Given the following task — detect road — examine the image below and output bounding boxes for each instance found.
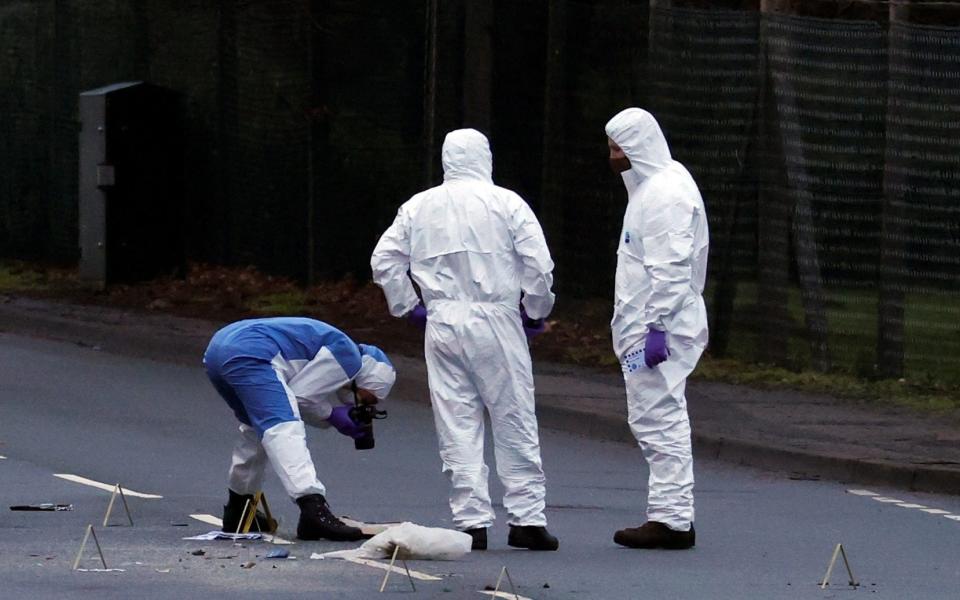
[1,332,958,599]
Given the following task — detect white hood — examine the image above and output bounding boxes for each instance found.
[604,108,672,181]
[441,128,493,183]
[372,126,555,322]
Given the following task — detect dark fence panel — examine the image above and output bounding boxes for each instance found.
[647,5,762,357]
[2,0,958,384]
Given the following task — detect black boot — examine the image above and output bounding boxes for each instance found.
[296,494,364,542]
[613,521,695,549]
[507,525,559,551]
[464,527,487,551]
[221,489,277,534]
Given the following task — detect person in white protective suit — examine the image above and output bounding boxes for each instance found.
[604,108,709,550]
[370,128,559,551]
[203,317,396,541]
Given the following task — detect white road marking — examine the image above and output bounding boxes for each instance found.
[848,488,956,522]
[478,591,534,600]
[0,455,7,459]
[188,513,294,545]
[189,513,222,527]
[343,557,442,581]
[54,474,162,499]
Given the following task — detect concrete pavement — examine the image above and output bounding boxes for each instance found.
[2,294,958,495]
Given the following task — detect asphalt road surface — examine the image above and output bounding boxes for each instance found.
[2,332,958,599]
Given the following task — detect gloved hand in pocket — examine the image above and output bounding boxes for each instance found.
[407,303,427,330]
[643,327,670,368]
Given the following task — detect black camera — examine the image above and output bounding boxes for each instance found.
[348,401,387,450]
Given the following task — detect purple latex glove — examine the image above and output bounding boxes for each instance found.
[407,303,427,330]
[643,328,670,368]
[327,405,365,440]
[520,305,546,339]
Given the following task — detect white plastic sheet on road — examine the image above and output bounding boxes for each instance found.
[311,522,471,561]
[340,516,403,537]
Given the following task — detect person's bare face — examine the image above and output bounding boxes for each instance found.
[608,137,631,174]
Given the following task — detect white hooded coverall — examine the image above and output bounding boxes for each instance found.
[370,128,556,530]
[605,108,709,531]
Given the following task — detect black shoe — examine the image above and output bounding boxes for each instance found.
[507,525,559,551]
[221,489,277,534]
[613,521,695,549]
[464,527,487,551]
[296,494,364,542]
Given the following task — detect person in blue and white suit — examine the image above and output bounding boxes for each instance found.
[203,317,395,541]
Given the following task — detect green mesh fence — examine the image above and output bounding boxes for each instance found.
[1,0,958,384]
[0,0,426,281]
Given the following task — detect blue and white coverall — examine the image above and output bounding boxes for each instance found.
[203,317,395,500]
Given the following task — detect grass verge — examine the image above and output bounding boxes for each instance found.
[1,259,957,413]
